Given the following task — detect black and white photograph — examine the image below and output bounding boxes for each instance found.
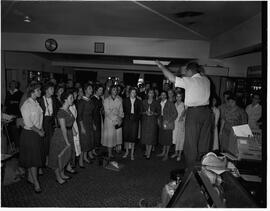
[1,0,267,208]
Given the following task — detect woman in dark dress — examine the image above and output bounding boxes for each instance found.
[157,91,178,161]
[77,83,95,167]
[38,82,57,167]
[122,87,141,160]
[91,84,104,156]
[54,85,65,126]
[48,91,75,184]
[141,89,161,159]
[20,83,44,193]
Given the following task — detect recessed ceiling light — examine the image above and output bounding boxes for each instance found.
[24,16,32,23]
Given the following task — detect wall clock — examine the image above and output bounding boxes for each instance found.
[45,38,58,52]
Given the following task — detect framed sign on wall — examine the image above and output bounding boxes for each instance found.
[94,42,105,53]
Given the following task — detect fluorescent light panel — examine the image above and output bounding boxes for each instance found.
[133,60,170,66]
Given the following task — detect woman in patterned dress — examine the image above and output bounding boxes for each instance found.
[48,91,75,184]
[171,91,186,161]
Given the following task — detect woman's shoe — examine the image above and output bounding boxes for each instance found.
[61,174,71,180]
[122,153,128,158]
[176,156,181,162]
[79,165,85,168]
[66,169,78,174]
[157,153,165,157]
[171,153,178,159]
[34,186,42,194]
[84,158,90,163]
[56,179,67,185]
[26,178,34,185]
[131,155,134,161]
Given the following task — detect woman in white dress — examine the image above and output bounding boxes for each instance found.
[69,89,81,172]
[171,91,186,161]
[102,85,124,158]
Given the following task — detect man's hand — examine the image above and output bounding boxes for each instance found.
[39,129,45,137]
[155,60,164,68]
[155,60,176,83]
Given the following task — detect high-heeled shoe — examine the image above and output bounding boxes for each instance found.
[122,153,128,158]
[79,165,85,168]
[66,169,78,174]
[26,178,34,185]
[157,153,165,157]
[171,153,178,159]
[61,175,71,180]
[84,158,91,163]
[34,186,42,194]
[56,179,67,185]
[176,156,181,162]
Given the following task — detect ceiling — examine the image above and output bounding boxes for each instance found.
[2,1,261,40]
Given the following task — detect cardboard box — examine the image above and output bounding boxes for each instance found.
[226,127,261,161]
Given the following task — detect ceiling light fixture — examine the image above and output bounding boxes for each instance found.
[24,16,32,23]
[133,60,170,66]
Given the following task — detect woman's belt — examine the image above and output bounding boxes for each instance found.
[55,126,73,130]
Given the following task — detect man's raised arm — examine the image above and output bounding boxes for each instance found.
[155,60,176,83]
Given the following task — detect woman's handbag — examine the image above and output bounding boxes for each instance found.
[158,116,174,130]
[163,120,174,130]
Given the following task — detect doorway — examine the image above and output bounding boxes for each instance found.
[75,70,97,84]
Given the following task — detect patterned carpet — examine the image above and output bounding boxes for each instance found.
[1,145,185,207]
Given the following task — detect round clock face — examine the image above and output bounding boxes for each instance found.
[45,38,58,52]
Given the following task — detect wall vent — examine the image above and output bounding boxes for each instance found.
[94,42,105,53]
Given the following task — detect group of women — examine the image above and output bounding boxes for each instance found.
[18,80,187,193]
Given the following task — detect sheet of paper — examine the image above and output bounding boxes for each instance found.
[221,152,238,161]
[232,124,253,137]
[241,174,261,183]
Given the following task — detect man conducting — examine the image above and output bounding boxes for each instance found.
[155,61,212,168]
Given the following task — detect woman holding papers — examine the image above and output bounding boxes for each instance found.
[220,94,248,152]
[48,91,75,185]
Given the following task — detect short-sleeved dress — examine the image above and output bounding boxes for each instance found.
[77,97,95,152]
[220,106,248,152]
[172,102,186,151]
[48,109,75,170]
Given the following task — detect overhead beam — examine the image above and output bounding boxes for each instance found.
[132,1,208,40]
